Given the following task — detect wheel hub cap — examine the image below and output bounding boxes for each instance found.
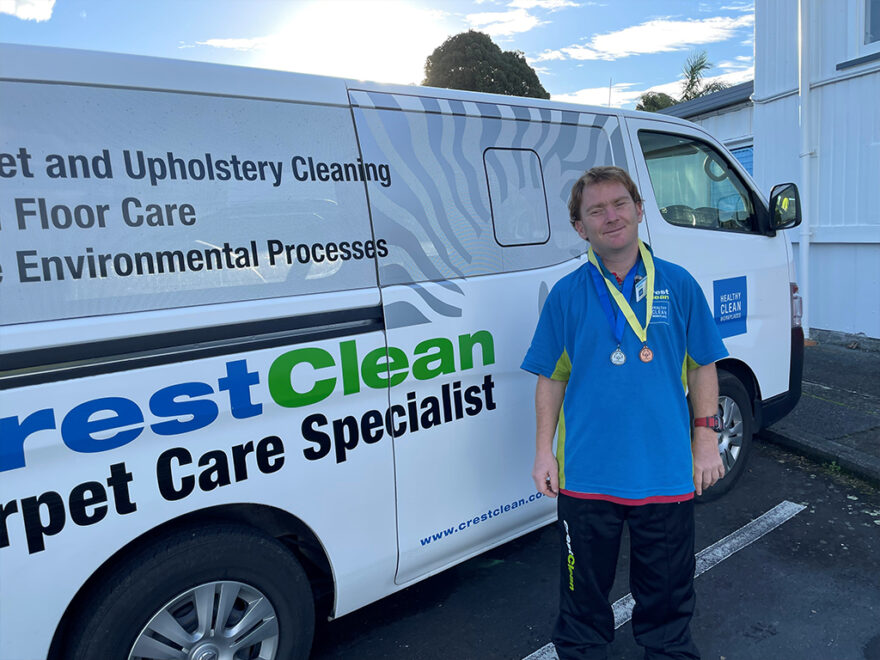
[718,395,743,473]
[192,644,220,660]
[128,580,280,660]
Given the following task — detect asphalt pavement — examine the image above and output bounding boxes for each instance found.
[311,439,880,660]
[761,339,880,487]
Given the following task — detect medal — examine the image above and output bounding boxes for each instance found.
[588,240,656,366]
[589,257,636,367]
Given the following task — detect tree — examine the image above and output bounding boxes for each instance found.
[679,51,729,102]
[636,50,729,112]
[424,30,550,99]
[635,91,676,113]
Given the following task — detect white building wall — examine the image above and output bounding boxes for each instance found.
[813,72,880,241]
[791,244,880,336]
[755,0,799,98]
[691,105,753,148]
[752,95,800,197]
[754,0,880,340]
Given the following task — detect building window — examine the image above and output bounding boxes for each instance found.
[837,0,880,68]
[867,0,880,44]
[730,146,754,176]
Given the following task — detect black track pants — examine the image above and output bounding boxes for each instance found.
[552,494,700,660]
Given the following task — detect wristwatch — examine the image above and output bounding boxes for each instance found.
[693,415,722,432]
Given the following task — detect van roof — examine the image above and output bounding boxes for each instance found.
[0,42,695,128]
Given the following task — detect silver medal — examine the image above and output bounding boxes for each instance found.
[610,347,626,366]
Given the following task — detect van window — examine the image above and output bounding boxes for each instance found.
[483,148,550,246]
[1,82,380,326]
[637,131,757,234]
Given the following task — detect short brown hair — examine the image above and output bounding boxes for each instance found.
[568,166,642,225]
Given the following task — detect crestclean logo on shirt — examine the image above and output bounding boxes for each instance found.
[653,288,671,324]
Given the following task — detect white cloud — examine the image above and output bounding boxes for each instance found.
[468,0,578,37]
[508,0,576,9]
[639,79,686,98]
[0,0,55,21]
[631,67,754,105]
[717,58,752,71]
[552,83,643,108]
[709,66,754,86]
[531,48,566,62]
[196,37,271,52]
[552,65,755,110]
[188,1,453,85]
[542,14,754,62]
[721,3,754,12]
[466,7,544,36]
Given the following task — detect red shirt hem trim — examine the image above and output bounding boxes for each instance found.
[559,489,694,505]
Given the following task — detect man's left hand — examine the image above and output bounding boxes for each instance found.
[692,427,725,496]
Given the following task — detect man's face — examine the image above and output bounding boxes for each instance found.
[574,181,643,257]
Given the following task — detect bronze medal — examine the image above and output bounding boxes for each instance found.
[639,345,653,363]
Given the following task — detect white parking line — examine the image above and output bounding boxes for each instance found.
[522,500,806,660]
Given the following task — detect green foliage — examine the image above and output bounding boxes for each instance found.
[423,30,550,100]
[680,50,729,102]
[635,91,677,112]
[636,50,730,113]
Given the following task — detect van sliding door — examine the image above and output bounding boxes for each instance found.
[349,89,624,582]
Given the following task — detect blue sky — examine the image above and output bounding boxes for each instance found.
[0,0,755,109]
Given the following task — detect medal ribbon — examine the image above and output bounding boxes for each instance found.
[587,239,655,344]
[588,257,636,347]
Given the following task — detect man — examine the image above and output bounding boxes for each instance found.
[521,166,727,660]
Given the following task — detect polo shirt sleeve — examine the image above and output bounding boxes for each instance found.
[521,283,569,380]
[684,274,729,367]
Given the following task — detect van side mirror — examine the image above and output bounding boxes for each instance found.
[769,183,802,230]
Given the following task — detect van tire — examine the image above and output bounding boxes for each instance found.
[697,371,753,503]
[66,524,315,660]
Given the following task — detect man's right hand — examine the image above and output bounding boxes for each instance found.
[533,375,565,498]
[532,451,559,497]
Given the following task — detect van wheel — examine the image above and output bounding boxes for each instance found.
[67,524,315,660]
[697,371,753,502]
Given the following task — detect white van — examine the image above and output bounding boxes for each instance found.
[0,44,803,660]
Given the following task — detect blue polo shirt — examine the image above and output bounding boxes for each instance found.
[521,250,728,502]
